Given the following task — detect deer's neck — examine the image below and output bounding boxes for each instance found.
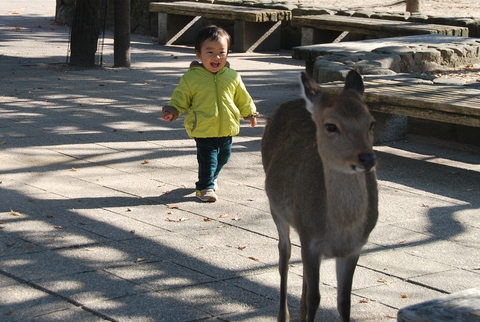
[324,170,369,227]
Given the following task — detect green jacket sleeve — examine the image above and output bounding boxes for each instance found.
[168,75,192,116]
[234,75,257,119]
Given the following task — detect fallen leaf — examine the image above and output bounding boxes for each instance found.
[400,294,409,299]
[11,11,19,14]
[248,256,259,261]
[166,217,188,222]
[10,210,22,216]
[233,215,241,221]
[219,214,230,218]
[359,298,369,303]
[142,159,149,164]
[421,203,429,207]
[203,217,212,222]
[126,208,132,212]
[130,230,136,234]
[135,258,146,263]
[167,205,179,209]
[70,168,77,172]
[237,246,246,250]
[378,278,389,285]
[53,225,65,229]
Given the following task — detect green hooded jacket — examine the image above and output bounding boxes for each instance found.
[164,62,257,138]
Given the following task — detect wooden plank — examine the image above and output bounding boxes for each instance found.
[321,80,480,127]
[292,15,468,37]
[150,1,291,23]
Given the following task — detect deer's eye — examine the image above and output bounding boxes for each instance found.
[369,121,376,131]
[325,124,338,133]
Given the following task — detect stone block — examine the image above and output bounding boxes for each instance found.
[397,288,480,322]
[314,66,350,84]
[371,112,407,144]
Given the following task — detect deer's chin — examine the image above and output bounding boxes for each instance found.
[351,165,375,173]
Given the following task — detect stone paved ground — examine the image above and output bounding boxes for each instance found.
[1,1,480,322]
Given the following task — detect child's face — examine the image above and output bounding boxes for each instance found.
[196,37,228,73]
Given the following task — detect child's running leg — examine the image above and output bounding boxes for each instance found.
[213,136,232,181]
[195,138,217,190]
[195,138,218,202]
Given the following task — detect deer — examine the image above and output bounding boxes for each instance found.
[261,70,378,322]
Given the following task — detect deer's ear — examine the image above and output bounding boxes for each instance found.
[343,70,364,96]
[300,72,322,114]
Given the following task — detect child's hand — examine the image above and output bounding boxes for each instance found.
[249,117,257,128]
[246,112,259,128]
[162,111,174,122]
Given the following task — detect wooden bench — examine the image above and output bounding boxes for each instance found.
[149,1,291,52]
[321,77,480,143]
[291,34,480,142]
[292,15,469,46]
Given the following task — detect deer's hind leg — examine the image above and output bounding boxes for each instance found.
[272,213,292,322]
[336,254,360,322]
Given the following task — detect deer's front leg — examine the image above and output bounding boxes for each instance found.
[300,245,321,322]
[336,254,360,322]
[274,215,291,322]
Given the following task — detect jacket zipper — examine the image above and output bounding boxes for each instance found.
[214,73,222,135]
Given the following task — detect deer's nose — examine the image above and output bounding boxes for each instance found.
[359,153,376,170]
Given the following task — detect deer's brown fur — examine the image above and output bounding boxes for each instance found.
[261,70,378,322]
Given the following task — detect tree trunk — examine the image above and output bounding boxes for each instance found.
[114,0,131,67]
[69,0,101,67]
[406,0,422,13]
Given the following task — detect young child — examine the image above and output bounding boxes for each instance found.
[162,25,258,202]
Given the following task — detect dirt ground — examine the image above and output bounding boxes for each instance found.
[287,0,480,18]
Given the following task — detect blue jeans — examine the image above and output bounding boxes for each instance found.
[194,137,232,191]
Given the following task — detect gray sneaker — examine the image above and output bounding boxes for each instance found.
[196,189,217,202]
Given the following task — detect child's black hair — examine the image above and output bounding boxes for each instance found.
[194,25,231,52]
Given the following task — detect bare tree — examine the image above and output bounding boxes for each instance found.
[69,0,101,67]
[114,0,131,67]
